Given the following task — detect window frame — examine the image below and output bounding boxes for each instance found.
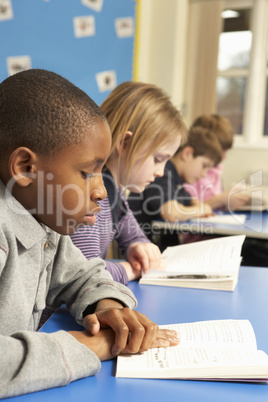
[218,0,268,149]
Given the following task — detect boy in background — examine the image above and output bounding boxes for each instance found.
[128,126,222,251]
[0,69,179,398]
[184,114,249,210]
[186,115,267,266]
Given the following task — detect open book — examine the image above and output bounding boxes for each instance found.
[139,235,245,291]
[231,185,268,212]
[190,214,247,225]
[116,319,268,381]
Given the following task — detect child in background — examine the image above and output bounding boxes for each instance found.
[0,70,179,399]
[184,114,250,210]
[182,115,267,262]
[70,81,186,283]
[187,115,267,266]
[128,126,223,251]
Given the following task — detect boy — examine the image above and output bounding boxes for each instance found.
[184,114,250,210]
[128,126,223,250]
[0,69,179,398]
[187,115,266,266]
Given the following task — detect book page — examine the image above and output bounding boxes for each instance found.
[116,320,268,379]
[157,235,245,275]
[190,214,246,225]
[116,345,268,378]
[233,186,268,211]
[161,320,257,350]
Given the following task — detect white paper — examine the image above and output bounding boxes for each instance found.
[190,214,247,225]
[81,0,103,12]
[117,346,268,376]
[73,16,95,38]
[7,56,31,77]
[142,235,245,277]
[116,320,268,379]
[161,320,257,350]
[96,70,117,92]
[0,0,13,21]
[115,17,134,38]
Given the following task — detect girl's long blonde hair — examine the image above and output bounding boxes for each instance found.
[101,81,187,181]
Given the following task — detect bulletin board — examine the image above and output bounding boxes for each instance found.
[0,0,136,105]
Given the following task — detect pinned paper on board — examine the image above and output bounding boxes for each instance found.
[0,1,135,103]
[73,15,95,38]
[115,17,134,38]
[96,70,117,92]
[0,0,13,21]
[7,56,31,76]
[81,0,103,12]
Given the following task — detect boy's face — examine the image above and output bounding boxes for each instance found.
[183,154,214,184]
[17,121,111,235]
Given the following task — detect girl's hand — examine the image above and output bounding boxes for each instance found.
[82,299,179,356]
[127,242,164,274]
[120,261,142,281]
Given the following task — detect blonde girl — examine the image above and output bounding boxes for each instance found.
[70,81,187,284]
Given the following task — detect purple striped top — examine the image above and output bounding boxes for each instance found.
[70,190,150,285]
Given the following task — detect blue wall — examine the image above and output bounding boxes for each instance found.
[0,0,136,105]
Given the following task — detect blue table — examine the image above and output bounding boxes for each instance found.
[6,266,268,402]
[152,211,268,239]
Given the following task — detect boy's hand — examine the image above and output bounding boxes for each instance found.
[228,192,250,210]
[68,328,116,361]
[126,242,164,274]
[69,326,179,361]
[200,203,214,217]
[190,199,214,218]
[82,299,179,356]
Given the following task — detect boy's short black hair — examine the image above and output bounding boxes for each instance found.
[0,69,107,158]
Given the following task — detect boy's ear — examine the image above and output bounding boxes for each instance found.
[116,131,133,155]
[8,147,38,187]
[180,145,194,162]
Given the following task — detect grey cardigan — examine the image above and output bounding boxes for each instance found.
[0,180,137,398]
